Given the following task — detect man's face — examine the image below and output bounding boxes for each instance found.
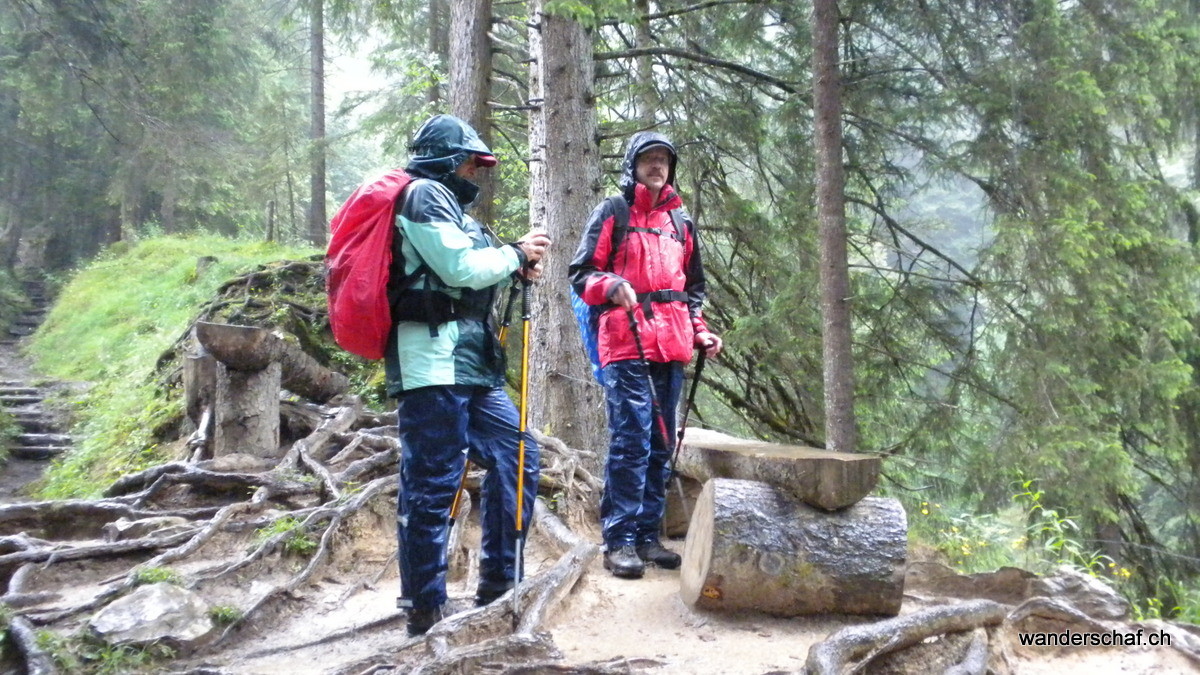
[635,147,671,193]
[455,154,479,180]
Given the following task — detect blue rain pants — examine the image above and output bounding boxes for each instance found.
[599,359,684,549]
[395,385,539,611]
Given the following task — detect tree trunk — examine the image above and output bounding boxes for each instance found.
[307,0,327,247]
[450,0,495,228]
[811,0,857,452]
[213,360,281,459]
[680,478,906,616]
[527,3,607,462]
[428,0,447,105]
[634,0,656,123]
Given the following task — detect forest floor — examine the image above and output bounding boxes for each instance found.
[3,337,1200,674]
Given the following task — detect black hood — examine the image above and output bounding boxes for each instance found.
[618,131,678,200]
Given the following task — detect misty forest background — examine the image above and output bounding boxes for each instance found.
[2,0,1200,622]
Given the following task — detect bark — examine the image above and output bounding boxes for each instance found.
[214,360,281,459]
[805,599,1008,675]
[680,478,906,616]
[193,321,348,402]
[308,0,327,246]
[634,0,656,123]
[811,0,857,452]
[183,342,217,426]
[672,427,880,511]
[449,0,495,227]
[527,2,608,465]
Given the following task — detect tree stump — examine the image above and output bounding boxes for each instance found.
[183,340,217,427]
[680,478,906,617]
[214,361,281,458]
[673,428,881,511]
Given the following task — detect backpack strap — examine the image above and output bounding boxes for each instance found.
[604,195,631,272]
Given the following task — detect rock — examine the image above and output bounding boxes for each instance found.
[1029,566,1130,620]
[102,517,193,542]
[905,563,1037,605]
[89,583,214,648]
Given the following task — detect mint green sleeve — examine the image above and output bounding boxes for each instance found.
[399,182,521,289]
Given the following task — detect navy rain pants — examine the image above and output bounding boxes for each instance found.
[396,385,539,611]
[599,359,684,549]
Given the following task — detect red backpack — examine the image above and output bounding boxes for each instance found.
[325,169,413,360]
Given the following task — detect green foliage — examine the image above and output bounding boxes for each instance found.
[208,605,243,625]
[27,235,318,498]
[132,566,183,587]
[254,516,318,557]
[36,629,175,675]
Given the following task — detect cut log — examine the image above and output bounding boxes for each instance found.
[194,321,348,402]
[214,360,281,458]
[680,478,906,617]
[674,428,880,511]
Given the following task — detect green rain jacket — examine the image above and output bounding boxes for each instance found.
[384,115,524,395]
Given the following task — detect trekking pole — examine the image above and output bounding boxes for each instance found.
[448,455,470,527]
[626,309,672,455]
[665,348,706,524]
[498,283,520,346]
[514,278,532,613]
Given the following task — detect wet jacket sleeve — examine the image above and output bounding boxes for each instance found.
[400,181,521,290]
[683,215,711,335]
[568,199,627,305]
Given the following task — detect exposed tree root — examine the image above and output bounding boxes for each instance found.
[8,615,58,675]
[804,599,1008,674]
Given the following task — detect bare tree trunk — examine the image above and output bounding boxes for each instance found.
[634,0,656,123]
[428,0,446,105]
[308,0,327,247]
[450,0,495,227]
[527,2,607,462]
[811,0,857,453]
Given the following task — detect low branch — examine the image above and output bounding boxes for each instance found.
[594,47,799,94]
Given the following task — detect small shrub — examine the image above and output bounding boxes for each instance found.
[208,605,243,625]
[254,516,318,556]
[132,566,182,586]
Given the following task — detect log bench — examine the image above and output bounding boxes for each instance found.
[189,322,349,458]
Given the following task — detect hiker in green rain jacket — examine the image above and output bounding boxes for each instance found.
[386,114,550,636]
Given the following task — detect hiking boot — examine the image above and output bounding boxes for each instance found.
[603,545,645,579]
[474,581,514,607]
[636,541,682,569]
[406,605,445,637]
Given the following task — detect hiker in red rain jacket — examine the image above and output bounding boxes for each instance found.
[568,132,723,579]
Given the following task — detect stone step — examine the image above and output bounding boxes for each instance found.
[9,446,67,460]
[0,387,39,396]
[0,340,17,347]
[16,433,72,446]
[13,417,59,434]
[0,395,43,406]
[8,325,36,337]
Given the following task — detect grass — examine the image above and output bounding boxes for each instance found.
[254,515,319,556]
[25,235,320,498]
[132,566,183,587]
[36,628,176,674]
